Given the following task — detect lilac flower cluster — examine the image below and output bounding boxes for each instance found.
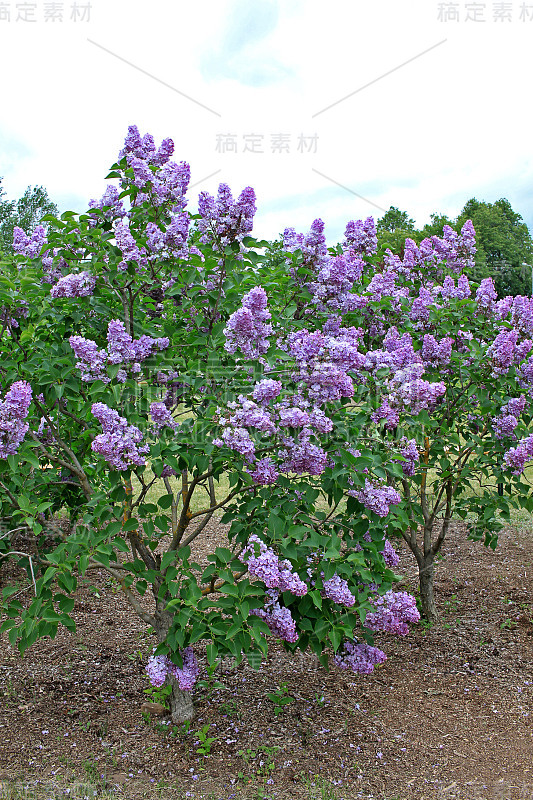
[118,125,190,213]
[364,590,420,636]
[146,647,200,691]
[421,334,453,368]
[382,539,400,568]
[240,535,307,596]
[91,402,149,470]
[397,437,419,477]
[348,479,402,518]
[510,295,533,336]
[224,287,273,358]
[12,225,48,259]
[492,414,519,440]
[150,402,178,432]
[502,434,533,475]
[440,274,471,300]
[333,641,387,675]
[251,590,299,643]
[322,573,356,606]
[70,320,168,383]
[197,183,256,250]
[0,381,33,459]
[343,217,378,257]
[50,271,96,299]
[476,278,498,312]
[88,185,126,223]
[487,329,521,376]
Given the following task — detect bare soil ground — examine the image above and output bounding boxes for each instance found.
[0,521,532,800]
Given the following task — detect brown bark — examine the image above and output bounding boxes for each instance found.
[154,604,195,723]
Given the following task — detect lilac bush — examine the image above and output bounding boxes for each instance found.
[3,122,530,723]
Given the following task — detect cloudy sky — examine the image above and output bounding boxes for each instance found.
[1,0,532,243]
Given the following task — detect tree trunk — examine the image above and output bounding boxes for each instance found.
[419,558,438,622]
[154,604,195,722]
[169,676,194,723]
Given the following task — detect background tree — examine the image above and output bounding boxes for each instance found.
[376,206,422,259]
[0,178,58,253]
[456,198,532,298]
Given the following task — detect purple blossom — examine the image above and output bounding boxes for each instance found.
[251,591,299,643]
[0,381,33,459]
[146,647,199,691]
[492,414,518,440]
[364,590,420,636]
[50,271,96,299]
[322,573,356,607]
[398,437,419,477]
[13,225,48,259]
[421,334,453,368]
[252,379,282,405]
[150,402,178,432]
[91,403,149,470]
[349,479,401,517]
[115,222,143,263]
[69,336,109,382]
[503,435,533,475]
[250,457,279,485]
[343,217,377,257]
[241,536,307,596]
[382,539,400,568]
[197,183,256,249]
[487,329,520,375]
[88,185,126,222]
[224,287,273,358]
[476,278,498,312]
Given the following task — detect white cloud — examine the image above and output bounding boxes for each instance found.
[0,0,532,242]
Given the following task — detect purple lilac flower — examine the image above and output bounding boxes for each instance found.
[150,402,178,432]
[69,336,109,382]
[398,437,419,477]
[250,457,279,485]
[349,479,401,517]
[322,573,356,607]
[251,591,299,643]
[382,539,400,568]
[487,329,520,375]
[88,185,126,222]
[91,402,149,470]
[224,287,273,358]
[334,641,387,675]
[197,183,256,249]
[252,379,282,405]
[50,271,96,299]
[145,654,168,688]
[364,590,420,636]
[343,217,377,257]
[115,222,143,263]
[476,278,498,312]
[440,275,471,300]
[421,334,453,368]
[502,435,533,475]
[492,414,518,440]
[502,396,527,418]
[0,381,33,459]
[167,648,200,691]
[241,535,307,596]
[12,225,48,259]
[70,321,168,383]
[146,647,199,691]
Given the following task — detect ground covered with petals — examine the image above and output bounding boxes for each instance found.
[1,521,532,800]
